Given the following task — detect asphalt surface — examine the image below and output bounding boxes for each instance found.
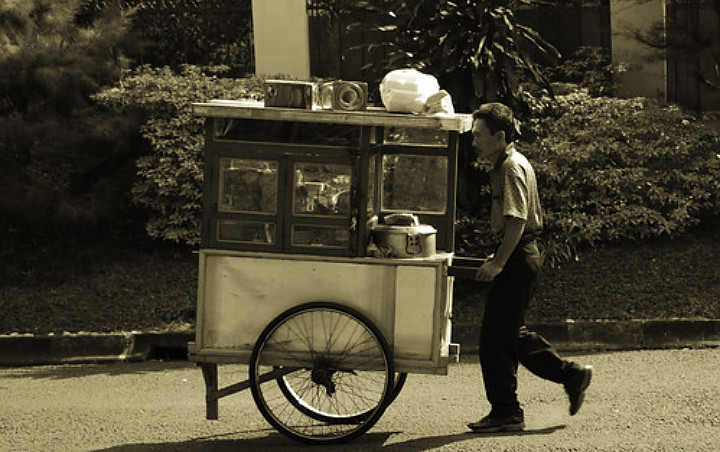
[1,348,718,451]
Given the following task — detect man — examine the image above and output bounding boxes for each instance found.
[467,103,592,433]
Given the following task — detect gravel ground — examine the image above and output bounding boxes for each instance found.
[0,348,718,451]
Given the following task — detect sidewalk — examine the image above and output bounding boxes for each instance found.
[1,319,718,366]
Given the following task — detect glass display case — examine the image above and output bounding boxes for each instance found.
[195,101,472,256]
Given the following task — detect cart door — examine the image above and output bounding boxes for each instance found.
[284,158,356,255]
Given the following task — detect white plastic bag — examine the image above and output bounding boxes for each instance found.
[380,69,440,113]
[423,89,454,115]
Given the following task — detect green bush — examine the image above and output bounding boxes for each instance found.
[457,91,720,263]
[77,0,253,71]
[546,46,617,97]
[94,65,263,245]
[0,0,143,283]
[98,69,720,259]
[528,91,720,263]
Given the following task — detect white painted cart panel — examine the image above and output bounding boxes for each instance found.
[193,250,453,374]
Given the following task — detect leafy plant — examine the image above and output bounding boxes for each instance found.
[77,0,254,71]
[457,90,720,265]
[546,46,617,97]
[530,92,720,263]
[93,65,264,245]
[0,0,139,283]
[341,0,560,114]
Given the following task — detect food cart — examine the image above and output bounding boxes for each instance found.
[188,99,481,444]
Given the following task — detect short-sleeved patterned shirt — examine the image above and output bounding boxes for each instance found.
[489,144,543,235]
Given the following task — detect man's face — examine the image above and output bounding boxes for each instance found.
[471,119,503,166]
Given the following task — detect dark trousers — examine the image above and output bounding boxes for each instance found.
[479,239,574,415]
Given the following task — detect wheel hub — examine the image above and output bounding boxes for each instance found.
[311,361,336,395]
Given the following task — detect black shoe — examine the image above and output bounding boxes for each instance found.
[467,411,525,433]
[565,365,593,416]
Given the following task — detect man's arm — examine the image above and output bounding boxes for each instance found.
[475,217,526,282]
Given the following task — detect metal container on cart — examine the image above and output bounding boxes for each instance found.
[188,100,476,444]
[371,213,437,258]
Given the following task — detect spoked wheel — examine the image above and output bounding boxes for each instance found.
[277,371,408,425]
[249,302,395,444]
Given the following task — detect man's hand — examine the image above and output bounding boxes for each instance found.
[475,259,503,282]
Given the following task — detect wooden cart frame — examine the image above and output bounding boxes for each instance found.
[188,102,481,444]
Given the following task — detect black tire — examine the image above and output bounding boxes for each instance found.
[249,302,395,444]
[388,372,408,404]
[276,371,408,425]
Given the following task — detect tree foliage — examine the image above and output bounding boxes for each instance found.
[339,0,560,114]
[0,0,139,282]
[93,65,263,245]
[76,0,254,71]
[544,46,616,97]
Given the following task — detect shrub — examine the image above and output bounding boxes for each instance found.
[77,0,254,71]
[93,65,263,245]
[457,91,720,264]
[526,91,720,263]
[99,69,720,259]
[546,46,617,97]
[0,0,142,283]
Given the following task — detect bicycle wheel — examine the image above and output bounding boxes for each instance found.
[277,371,407,425]
[249,302,395,444]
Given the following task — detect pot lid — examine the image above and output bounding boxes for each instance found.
[373,224,437,234]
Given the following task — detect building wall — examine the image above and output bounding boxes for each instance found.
[252,0,310,78]
[610,0,667,100]
[666,1,720,111]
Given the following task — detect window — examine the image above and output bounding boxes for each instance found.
[292,225,349,248]
[218,158,278,214]
[381,154,448,214]
[215,119,360,146]
[383,126,449,147]
[218,220,276,244]
[293,162,352,217]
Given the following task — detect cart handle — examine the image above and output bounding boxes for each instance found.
[448,256,487,280]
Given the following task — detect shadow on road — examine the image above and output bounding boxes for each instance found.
[95,431,395,451]
[94,426,567,451]
[381,425,567,450]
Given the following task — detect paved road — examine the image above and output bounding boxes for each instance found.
[1,348,718,451]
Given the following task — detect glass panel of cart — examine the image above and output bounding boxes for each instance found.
[381,154,447,214]
[383,126,449,147]
[219,158,278,213]
[293,162,352,216]
[217,220,276,245]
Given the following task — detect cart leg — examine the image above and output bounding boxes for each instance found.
[200,363,219,420]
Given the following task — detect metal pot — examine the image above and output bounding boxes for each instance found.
[372,222,437,258]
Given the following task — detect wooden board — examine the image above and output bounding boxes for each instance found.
[191,249,454,374]
[192,100,473,133]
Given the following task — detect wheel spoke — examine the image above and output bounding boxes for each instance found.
[249,303,394,443]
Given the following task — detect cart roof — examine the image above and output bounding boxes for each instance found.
[192,100,473,133]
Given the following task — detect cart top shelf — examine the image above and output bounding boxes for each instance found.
[192,100,473,133]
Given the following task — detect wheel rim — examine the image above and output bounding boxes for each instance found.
[276,370,407,425]
[250,304,393,443]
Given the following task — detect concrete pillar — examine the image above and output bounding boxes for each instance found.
[252,0,311,79]
[610,0,666,100]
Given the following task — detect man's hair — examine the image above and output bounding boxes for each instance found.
[472,103,516,142]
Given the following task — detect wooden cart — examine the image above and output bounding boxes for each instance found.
[188,101,482,444]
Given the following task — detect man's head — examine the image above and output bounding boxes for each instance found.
[471,103,516,166]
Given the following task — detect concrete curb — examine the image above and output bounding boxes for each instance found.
[452,319,720,354]
[1,320,718,366]
[0,331,194,367]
